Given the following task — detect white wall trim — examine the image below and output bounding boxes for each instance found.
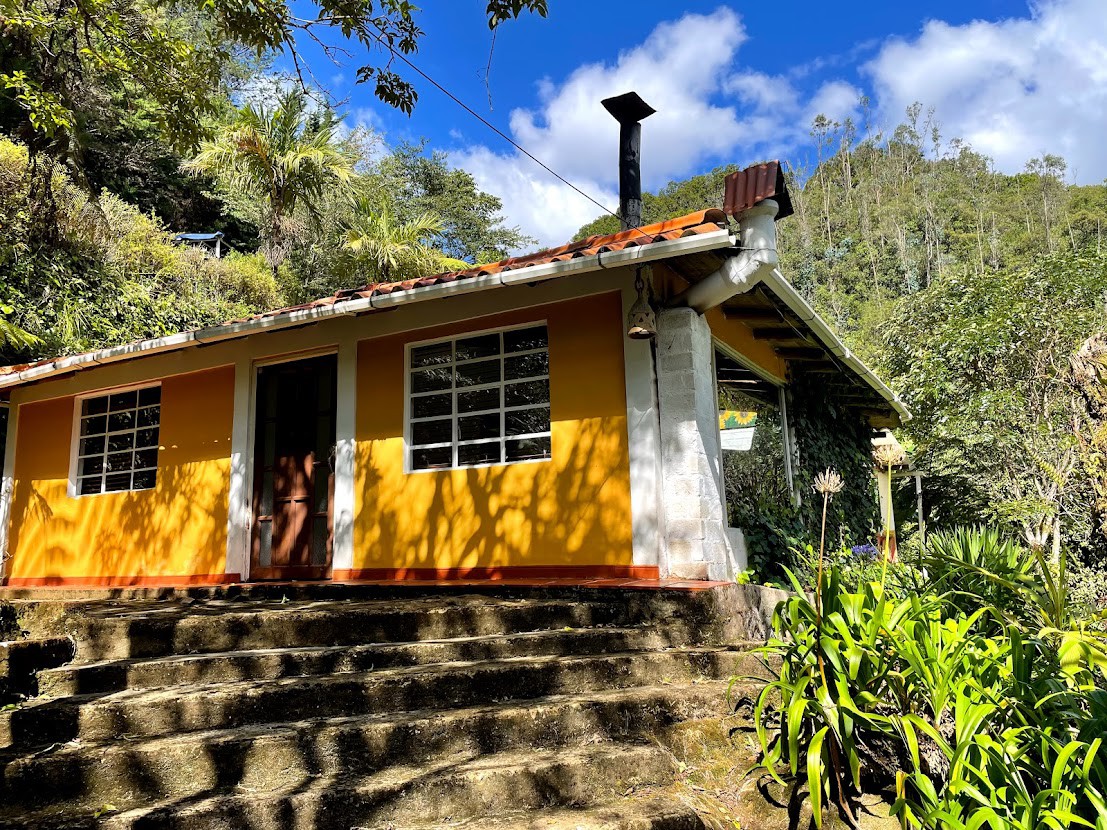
[0,402,16,579]
[620,281,662,570]
[226,357,254,579]
[332,342,357,573]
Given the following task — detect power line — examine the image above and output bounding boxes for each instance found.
[367,26,656,241]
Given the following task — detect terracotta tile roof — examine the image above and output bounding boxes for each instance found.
[0,209,729,379]
[229,208,728,322]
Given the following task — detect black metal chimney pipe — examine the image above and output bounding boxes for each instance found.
[601,92,656,231]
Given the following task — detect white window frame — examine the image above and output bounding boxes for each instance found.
[404,320,553,473]
[68,381,163,498]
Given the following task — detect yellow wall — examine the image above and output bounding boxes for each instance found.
[353,292,634,572]
[6,367,235,582]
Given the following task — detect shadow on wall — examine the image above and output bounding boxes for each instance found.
[356,415,632,572]
[6,367,235,582]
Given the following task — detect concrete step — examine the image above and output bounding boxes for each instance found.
[18,596,626,662]
[38,626,695,697]
[1,682,744,813]
[435,798,705,829]
[93,743,677,830]
[0,648,758,749]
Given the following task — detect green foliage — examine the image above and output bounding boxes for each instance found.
[1,0,547,171]
[747,527,1107,829]
[922,527,1037,619]
[730,371,877,584]
[183,91,357,271]
[0,134,282,363]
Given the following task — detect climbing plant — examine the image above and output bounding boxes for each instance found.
[728,370,877,584]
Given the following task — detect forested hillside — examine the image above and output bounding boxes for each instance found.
[0,0,540,367]
[579,107,1107,561]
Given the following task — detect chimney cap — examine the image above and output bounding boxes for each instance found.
[601,91,656,125]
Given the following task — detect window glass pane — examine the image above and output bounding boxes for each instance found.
[459,413,500,441]
[455,359,500,387]
[79,456,105,476]
[79,436,105,456]
[504,352,548,380]
[136,428,159,449]
[79,476,102,495]
[81,415,106,436]
[107,452,133,472]
[412,393,452,419]
[411,367,452,393]
[134,449,158,470]
[311,520,329,566]
[506,407,550,437]
[257,520,273,567]
[459,442,501,466]
[506,436,552,462]
[505,379,550,407]
[411,342,452,367]
[138,386,161,406]
[107,431,135,451]
[411,419,452,446]
[458,388,499,413]
[137,406,159,428]
[455,333,500,361]
[132,469,156,490]
[105,472,132,492]
[82,397,108,416]
[108,410,135,432]
[412,446,452,471]
[504,326,547,353]
[109,391,138,412]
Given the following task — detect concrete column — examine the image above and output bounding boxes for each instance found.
[655,307,733,581]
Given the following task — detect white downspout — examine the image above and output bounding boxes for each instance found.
[671,199,779,312]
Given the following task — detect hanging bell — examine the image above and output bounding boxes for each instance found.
[626,266,657,339]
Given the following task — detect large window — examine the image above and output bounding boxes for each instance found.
[407,324,552,471]
[73,385,162,495]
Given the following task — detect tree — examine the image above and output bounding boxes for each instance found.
[183,91,356,273]
[372,143,534,262]
[0,0,548,182]
[343,199,467,283]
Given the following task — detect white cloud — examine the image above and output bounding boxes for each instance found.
[455,8,854,249]
[865,0,1107,182]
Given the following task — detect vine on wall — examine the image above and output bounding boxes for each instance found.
[729,370,877,584]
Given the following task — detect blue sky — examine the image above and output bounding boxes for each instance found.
[284,0,1107,247]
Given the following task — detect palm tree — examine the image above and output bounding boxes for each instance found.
[183,91,355,273]
[343,199,468,282]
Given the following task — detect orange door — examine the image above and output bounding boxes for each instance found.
[250,354,337,580]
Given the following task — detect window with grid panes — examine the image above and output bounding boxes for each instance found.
[408,324,552,471]
[74,386,161,495]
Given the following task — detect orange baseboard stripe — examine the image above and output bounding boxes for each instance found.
[331,565,661,582]
[3,573,242,588]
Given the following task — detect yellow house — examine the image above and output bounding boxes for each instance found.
[0,163,906,588]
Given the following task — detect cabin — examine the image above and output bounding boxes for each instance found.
[0,153,906,589]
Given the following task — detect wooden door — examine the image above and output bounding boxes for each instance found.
[250,354,337,580]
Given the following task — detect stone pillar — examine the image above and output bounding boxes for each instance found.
[655,307,733,581]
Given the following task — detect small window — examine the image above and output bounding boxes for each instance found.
[74,385,161,495]
[408,324,552,471]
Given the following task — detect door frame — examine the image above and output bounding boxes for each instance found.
[243,347,338,582]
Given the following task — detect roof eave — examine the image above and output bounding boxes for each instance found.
[0,227,735,392]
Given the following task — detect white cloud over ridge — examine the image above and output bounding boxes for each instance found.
[455,0,1107,251]
[864,0,1107,183]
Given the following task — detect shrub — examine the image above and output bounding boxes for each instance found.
[746,528,1107,828]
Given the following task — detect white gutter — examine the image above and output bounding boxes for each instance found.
[758,267,910,422]
[669,199,909,423]
[0,228,734,390]
[673,200,780,312]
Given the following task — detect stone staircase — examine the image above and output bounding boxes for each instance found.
[0,585,778,829]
